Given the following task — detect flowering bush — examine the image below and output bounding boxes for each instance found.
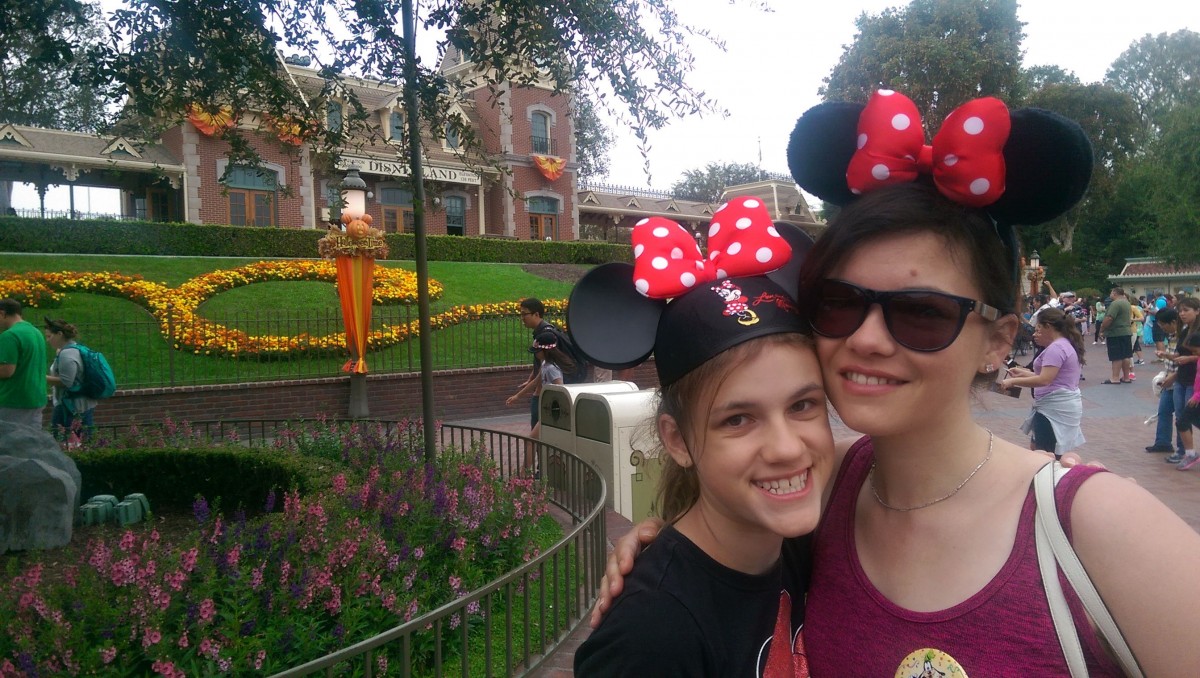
[0,264,568,360]
[0,419,557,676]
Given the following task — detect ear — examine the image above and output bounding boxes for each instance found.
[986,315,1021,367]
[657,414,694,469]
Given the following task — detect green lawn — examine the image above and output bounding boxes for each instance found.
[4,254,584,388]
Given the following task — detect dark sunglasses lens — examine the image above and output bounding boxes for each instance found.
[814,281,868,337]
[887,292,965,350]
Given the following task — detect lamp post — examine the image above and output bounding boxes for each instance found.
[1026,250,1044,297]
[339,167,372,418]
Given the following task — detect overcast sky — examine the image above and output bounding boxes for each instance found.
[13,0,1199,213]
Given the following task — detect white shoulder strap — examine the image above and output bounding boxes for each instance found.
[1033,461,1143,677]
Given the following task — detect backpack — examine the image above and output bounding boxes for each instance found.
[64,344,117,399]
[545,325,591,384]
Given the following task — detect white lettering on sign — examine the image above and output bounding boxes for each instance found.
[335,156,481,186]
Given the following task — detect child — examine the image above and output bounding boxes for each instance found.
[505,330,574,477]
[570,199,831,676]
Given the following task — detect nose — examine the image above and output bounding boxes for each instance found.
[760,413,807,465]
[843,303,895,355]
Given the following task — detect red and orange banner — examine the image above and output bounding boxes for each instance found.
[533,154,566,181]
[335,255,375,374]
[186,104,236,137]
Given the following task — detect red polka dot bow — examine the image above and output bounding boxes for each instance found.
[631,196,791,298]
[847,89,1011,207]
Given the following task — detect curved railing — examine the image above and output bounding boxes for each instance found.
[88,419,608,677]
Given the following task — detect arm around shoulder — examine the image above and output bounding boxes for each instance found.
[575,592,708,677]
[1069,472,1200,675]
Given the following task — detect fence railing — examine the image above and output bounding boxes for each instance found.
[76,308,548,389]
[87,419,609,677]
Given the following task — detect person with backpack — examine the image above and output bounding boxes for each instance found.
[518,297,590,384]
[44,318,99,441]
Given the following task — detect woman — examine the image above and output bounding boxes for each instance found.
[597,91,1200,675]
[43,318,98,441]
[1167,297,1200,469]
[1000,308,1085,459]
[505,329,575,476]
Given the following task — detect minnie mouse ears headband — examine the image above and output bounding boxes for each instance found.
[567,198,814,387]
[786,89,1094,226]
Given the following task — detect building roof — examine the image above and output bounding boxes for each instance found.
[0,123,184,175]
[1110,258,1200,279]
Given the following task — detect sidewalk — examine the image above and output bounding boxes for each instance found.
[452,350,1200,677]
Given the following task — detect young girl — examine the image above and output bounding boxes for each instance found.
[506,330,575,477]
[597,90,1200,675]
[570,200,832,676]
[1168,297,1200,469]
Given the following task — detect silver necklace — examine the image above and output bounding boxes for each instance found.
[869,430,994,512]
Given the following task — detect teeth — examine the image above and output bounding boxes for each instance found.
[755,472,808,495]
[846,371,900,386]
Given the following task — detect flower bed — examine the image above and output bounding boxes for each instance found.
[0,263,569,360]
[0,420,560,676]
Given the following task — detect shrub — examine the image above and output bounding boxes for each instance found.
[0,216,631,264]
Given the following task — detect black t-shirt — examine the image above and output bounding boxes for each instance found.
[1177,327,1200,384]
[574,526,811,677]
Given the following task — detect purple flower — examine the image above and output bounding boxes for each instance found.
[193,497,211,524]
[264,488,277,513]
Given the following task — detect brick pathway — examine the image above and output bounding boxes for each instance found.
[452,351,1200,677]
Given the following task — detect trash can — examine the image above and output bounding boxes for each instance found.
[574,390,662,522]
[538,381,638,490]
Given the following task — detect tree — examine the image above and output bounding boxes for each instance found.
[669,161,774,203]
[1130,103,1200,265]
[1021,64,1079,93]
[820,0,1025,133]
[0,0,110,211]
[1106,29,1200,134]
[1020,83,1142,252]
[572,91,613,180]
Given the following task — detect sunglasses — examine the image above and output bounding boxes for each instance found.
[811,279,1004,352]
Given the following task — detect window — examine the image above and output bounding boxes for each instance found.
[531,111,551,154]
[223,164,277,227]
[444,195,466,236]
[527,196,558,240]
[389,111,405,142]
[379,186,414,234]
[327,101,343,132]
[325,183,342,222]
[445,123,460,150]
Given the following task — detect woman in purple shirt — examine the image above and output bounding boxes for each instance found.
[1001,308,1086,459]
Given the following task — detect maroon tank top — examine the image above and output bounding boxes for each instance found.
[803,437,1122,676]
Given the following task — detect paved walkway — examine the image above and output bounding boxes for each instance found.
[452,350,1200,677]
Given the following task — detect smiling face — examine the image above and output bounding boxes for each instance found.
[814,231,1014,437]
[660,338,834,562]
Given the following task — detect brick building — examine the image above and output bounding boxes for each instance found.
[3,54,822,241]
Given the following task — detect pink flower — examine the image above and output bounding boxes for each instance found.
[180,548,198,573]
[251,564,264,590]
[226,544,241,568]
[100,647,117,664]
[199,598,216,624]
[178,631,189,648]
[254,650,266,670]
[119,530,137,552]
[332,473,348,494]
[142,627,162,648]
[451,537,466,552]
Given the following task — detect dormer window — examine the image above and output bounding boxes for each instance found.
[326,101,343,132]
[389,111,405,143]
[445,123,461,150]
[531,111,551,155]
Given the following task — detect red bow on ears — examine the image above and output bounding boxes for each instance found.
[631,197,791,298]
[847,89,1010,207]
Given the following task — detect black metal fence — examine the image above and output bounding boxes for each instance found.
[78,308,545,389]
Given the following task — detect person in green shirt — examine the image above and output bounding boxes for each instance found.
[1100,287,1134,384]
[0,298,48,429]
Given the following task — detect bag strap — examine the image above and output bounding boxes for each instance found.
[1033,462,1144,677]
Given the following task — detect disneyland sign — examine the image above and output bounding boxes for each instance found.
[335,155,481,186]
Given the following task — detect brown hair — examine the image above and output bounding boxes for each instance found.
[655,332,813,523]
[1177,297,1200,346]
[43,317,78,340]
[1035,308,1086,365]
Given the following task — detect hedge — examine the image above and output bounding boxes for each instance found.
[0,216,632,263]
[72,446,329,515]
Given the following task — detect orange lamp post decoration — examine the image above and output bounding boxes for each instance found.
[318,168,387,417]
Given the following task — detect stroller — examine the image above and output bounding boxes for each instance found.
[1014,322,1035,356]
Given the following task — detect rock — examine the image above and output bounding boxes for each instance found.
[0,421,82,554]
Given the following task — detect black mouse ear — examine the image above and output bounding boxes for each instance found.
[566,263,666,370]
[787,101,866,207]
[764,221,815,301]
[989,107,1094,226]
